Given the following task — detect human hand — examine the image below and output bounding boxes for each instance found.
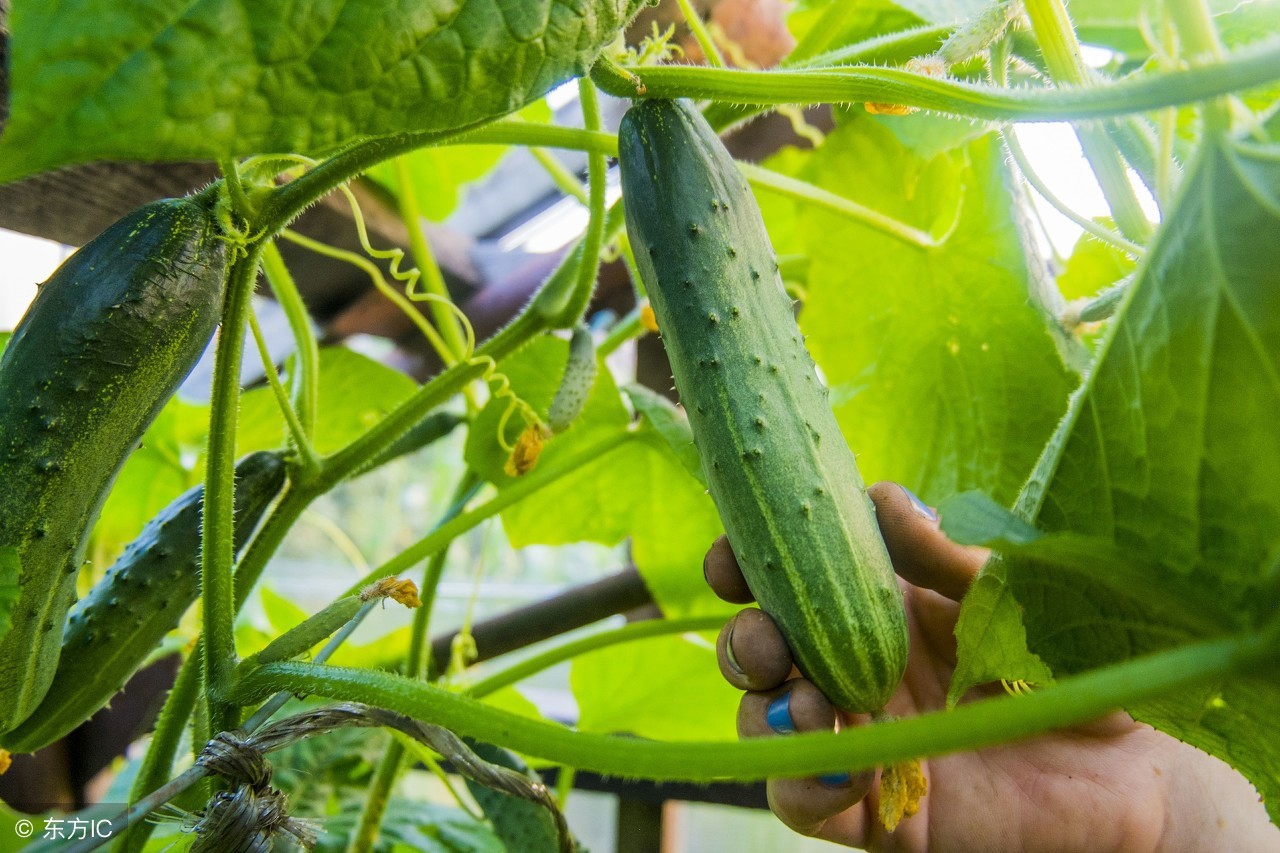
[705,482,1279,852]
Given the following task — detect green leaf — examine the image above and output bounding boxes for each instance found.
[465,335,629,489]
[938,490,1040,546]
[1057,226,1137,302]
[570,632,738,741]
[368,102,551,222]
[90,400,205,566]
[776,120,1075,506]
[624,383,706,487]
[0,0,645,183]
[946,563,1054,706]
[953,133,1280,820]
[0,547,21,647]
[240,346,419,456]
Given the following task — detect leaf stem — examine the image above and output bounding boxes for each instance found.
[234,633,1253,782]
[675,0,726,67]
[1022,0,1153,242]
[466,616,724,699]
[247,307,321,474]
[340,429,635,596]
[120,648,203,853]
[260,241,319,439]
[739,162,938,249]
[1001,128,1145,256]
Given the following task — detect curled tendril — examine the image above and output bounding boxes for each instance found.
[274,167,545,452]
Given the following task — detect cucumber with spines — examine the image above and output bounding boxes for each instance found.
[1,451,286,753]
[0,193,232,732]
[619,99,908,713]
[548,326,598,433]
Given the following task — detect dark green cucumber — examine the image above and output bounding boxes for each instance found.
[0,451,285,753]
[0,194,231,732]
[619,99,908,712]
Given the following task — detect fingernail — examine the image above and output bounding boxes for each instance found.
[723,616,745,675]
[900,485,938,522]
[818,772,852,788]
[765,692,796,734]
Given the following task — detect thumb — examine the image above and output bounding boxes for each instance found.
[868,482,988,603]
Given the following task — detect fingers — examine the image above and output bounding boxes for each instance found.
[704,534,754,604]
[717,608,792,691]
[868,481,989,603]
[738,680,874,835]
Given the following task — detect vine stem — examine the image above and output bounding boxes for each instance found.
[1001,128,1144,257]
[203,242,265,732]
[233,634,1258,782]
[590,39,1280,121]
[465,616,725,699]
[739,162,937,249]
[347,474,480,853]
[1022,0,1153,242]
[339,429,636,597]
[675,0,726,67]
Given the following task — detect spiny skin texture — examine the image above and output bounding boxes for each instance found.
[619,99,908,713]
[1,452,285,753]
[548,325,598,433]
[0,195,230,733]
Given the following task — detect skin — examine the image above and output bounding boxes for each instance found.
[705,481,1280,852]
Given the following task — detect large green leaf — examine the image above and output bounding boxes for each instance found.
[952,133,1280,820]
[367,101,551,223]
[776,120,1075,506]
[571,632,738,742]
[0,0,644,183]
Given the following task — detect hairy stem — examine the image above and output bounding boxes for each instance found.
[233,634,1258,782]
[591,39,1280,121]
[260,241,319,439]
[466,616,725,699]
[202,244,264,731]
[341,429,635,596]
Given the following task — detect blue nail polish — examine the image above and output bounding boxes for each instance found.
[818,772,852,788]
[765,692,796,734]
[900,485,938,522]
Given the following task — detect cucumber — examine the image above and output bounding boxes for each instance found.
[0,194,231,732]
[0,451,285,753]
[548,325,597,434]
[619,99,908,712]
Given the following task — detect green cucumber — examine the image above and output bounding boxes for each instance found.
[0,451,285,753]
[619,99,908,712]
[548,326,597,433]
[0,194,231,732]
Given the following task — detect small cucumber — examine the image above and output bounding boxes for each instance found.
[0,194,231,732]
[548,326,597,433]
[1,452,285,753]
[619,100,908,712]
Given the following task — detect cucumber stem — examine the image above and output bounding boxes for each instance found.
[233,632,1255,782]
[589,40,1280,122]
[202,242,265,732]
